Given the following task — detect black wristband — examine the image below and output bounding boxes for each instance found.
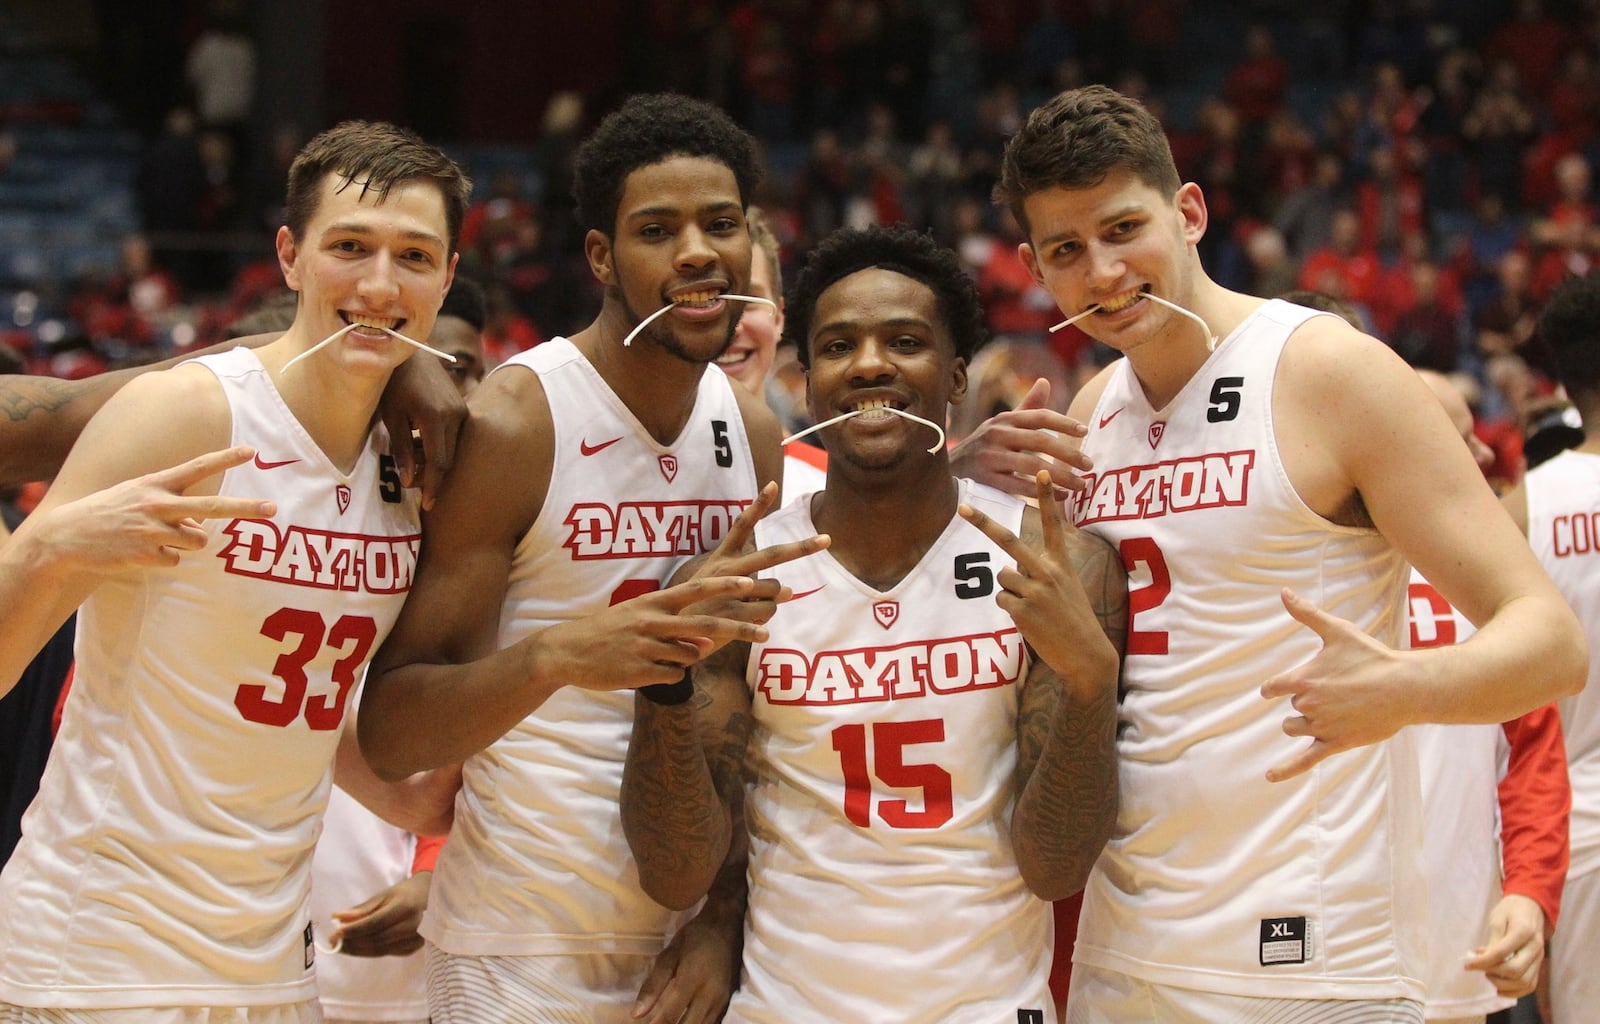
[639,670,695,706]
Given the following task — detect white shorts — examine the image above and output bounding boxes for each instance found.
[424,944,654,1024]
[1549,867,1600,1023]
[0,1003,321,1024]
[1065,964,1425,1024]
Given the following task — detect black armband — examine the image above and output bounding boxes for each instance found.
[639,670,695,706]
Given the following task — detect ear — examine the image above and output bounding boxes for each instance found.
[1176,182,1208,246]
[773,296,786,338]
[948,355,969,406]
[1018,241,1044,286]
[585,228,615,286]
[276,226,301,290]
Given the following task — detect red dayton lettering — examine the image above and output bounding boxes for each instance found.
[1551,511,1600,558]
[756,630,1024,707]
[563,500,750,560]
[218,520,420,594]
[1073,450,1256,526]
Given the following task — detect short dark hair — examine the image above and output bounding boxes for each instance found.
[438,275,487,333]
[782,225,987,369]
[1536,273,1600,398]
[571,93,759,235]
[284,120,472,252]
[994,85,1182,235]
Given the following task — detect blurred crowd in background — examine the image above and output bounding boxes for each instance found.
[3,0,1599,489]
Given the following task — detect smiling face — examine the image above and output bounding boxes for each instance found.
[277,172,456,379]
[805,267,965,472]
[589,155,752,365]
[718,240,783,393]
[1018,167,1206,357]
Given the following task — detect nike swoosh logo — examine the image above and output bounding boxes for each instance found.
[1098,408,1124,429]
[253,455,300,470]
[789,586,826,601]
[580,437,623,456]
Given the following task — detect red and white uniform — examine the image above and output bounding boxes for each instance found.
[1068,299,1421,1001]
[1407,572,1570,1020]
[421,339,756,958]
[1524,449,1600,1023]
[0,347,419,1009]
[728,479,1054,1024]
[310,785,431,1023]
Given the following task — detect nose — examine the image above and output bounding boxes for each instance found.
[1085,240,1125,291]
[358,252,401,306]
[674,223,717,274]
[848,337,894,383]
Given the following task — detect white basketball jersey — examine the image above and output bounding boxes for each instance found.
[1068,299,1422,1001]
[726,479,1054,1024]
[1407,572,1511,1018]
[310,784,428,1021]
[1526,449,1600,879]
[421,338,757,956]
[0,347,419,1008]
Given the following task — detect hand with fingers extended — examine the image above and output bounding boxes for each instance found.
[1259,588,1411,782]
[379,349,465,511]
[631,904,740,1024]
[679,481,831,623]
[326,871,432,958]
[1462,893,1546,998]
[958,470,1119,692]
[19,444,275,574]
[949,377,1093,503]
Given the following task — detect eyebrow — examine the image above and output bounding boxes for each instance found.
[1035,202,1146,247]
[625,200,744,221]
[323,222,446,248]
[812,314,934,336]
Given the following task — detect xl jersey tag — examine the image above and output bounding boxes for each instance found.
[1259,915,1309,965]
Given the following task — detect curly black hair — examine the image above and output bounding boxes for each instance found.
[782,225,988,369]
[438,274,487,333]
[571,93,759,235]
[1536,272,1600,399]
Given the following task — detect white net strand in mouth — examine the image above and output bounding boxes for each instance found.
[782,406,946,454]
[621,294,779,347]
[280,323,459,374]
[1049,304,1102,334]
[1142,292,1220,352]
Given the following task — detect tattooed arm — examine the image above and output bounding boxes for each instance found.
[621,557,757,910]
[959,472,1127,900]
[1,372,128,486]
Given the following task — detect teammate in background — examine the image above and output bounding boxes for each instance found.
[0,120,466,1020]
[1502,272,1600,1024]
[621,225,1125,1023]
[996,84,1585,1022]
[430,274,488,395]
[360,94,820,1024]
[1285,289,1570,1023]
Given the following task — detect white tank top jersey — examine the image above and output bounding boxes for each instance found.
[309,785,428,1022]
[420,338,758,957]
[0,347,420,1008]
[1407,572,1511,1018]
[1525,449,1600,880]
[726,479,1055,1024]
[1068,299,1421,1001]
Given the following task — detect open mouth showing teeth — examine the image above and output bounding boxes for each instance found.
[345,313,404,333]
[669,289,722,308]
[716,349,752,366]
[1096,286,1148,314]
[850,397,906,419]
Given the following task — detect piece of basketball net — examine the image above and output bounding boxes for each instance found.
[281,322,458,374]
[783,406,946,454]
[621,295,779,348]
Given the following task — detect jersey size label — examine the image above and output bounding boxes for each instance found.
[1259,915,1310,965]
[303,921,315,968]
[1018,1010,1045,1023]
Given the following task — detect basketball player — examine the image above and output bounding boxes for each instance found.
[621,225,1126,1023]
[360,95,823,1024]
[995,85,1585,1022]
[429,273,488,395]
[1502,272,1600,1024]
[0,121,470,1021]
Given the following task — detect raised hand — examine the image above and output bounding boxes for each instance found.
[949,377,1093,501]
[25,445,275,572]
[958,470,1119,692]
[379,351,465,511]
[1260,588,1409,782]
[681,481,830,626]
